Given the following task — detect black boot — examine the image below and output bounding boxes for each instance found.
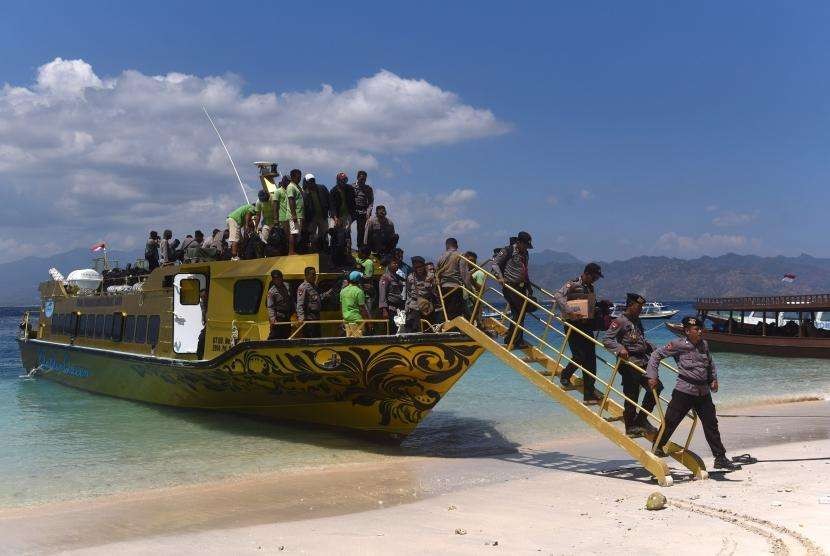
[635,414,658,435]
[713,456,742,471]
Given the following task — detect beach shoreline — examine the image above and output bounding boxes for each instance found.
[1,398,829,554]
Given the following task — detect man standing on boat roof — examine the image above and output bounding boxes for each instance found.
[267,269,293,340]
[491,231,534,349]
[603,293,662,437]
[554,262,604,404]
[352,170,374,250]
[647,316,741,470]
[302,174,330,253]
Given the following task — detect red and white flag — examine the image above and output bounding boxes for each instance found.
[90,242,107,252]
[782,273,796,283]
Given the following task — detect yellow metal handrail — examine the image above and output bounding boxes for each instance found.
[436,257,701,445]
[288,318,392,339]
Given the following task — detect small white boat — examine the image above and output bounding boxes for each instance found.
[611,302,679,320]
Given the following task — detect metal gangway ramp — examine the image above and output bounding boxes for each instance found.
[435,261,708,487]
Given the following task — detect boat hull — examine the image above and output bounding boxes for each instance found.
[665,324,830,358]
[18,334,484,437]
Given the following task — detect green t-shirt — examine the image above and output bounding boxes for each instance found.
[465,268,486,299]
[278,182,305,222]
[340,284,366,323]
[357,257,374,278]
[228,204,256,226]
[256,200,275,226]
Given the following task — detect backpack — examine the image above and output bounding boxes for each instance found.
[497,245,513,273]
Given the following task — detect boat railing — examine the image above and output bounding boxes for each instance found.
[287,318,392,339]
[697,293,830,311]
[436,259,702,461]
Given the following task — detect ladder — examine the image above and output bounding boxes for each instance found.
[436,263,708,487]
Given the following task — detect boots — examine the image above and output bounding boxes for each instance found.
[714,456,742,471]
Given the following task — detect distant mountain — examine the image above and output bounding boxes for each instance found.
[531,253,830,301]
[2,248,830,306]
[531,249,583,266]
[0,248,134,305]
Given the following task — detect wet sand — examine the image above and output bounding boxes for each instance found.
[1,400,829,554]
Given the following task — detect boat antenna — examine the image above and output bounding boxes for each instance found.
[202,106,250,204]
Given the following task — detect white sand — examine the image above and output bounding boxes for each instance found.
[63,439,830,555]
[2,401,829,555]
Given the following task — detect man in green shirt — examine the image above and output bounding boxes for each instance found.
[280,169,305,255]
[340,271,370,337]
[226,203,257,260]
[255,190,277,243]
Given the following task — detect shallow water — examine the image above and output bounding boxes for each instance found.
[1,303,829,506]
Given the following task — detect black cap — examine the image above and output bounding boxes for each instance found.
[682,316,702,328]
[257,189,269,202]
[411,256,426,265]
[626,293,645,306]
[516,231,533,249]
[584,262,603,278]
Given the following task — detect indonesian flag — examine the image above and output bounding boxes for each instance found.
[782,273,796,283]
[90,242,107,252]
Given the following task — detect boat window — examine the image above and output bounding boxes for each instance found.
[147,315,160,346]
[68,313,78,336]
[52,314,63,334]
[104,314,113,340]
[135,315,148,344]
[94,314,106,338]
[112,313,124,341]
[124,315,136,343]
[781,312,800,321]
[817,312,830,322]
[85,314,95,337]
[179,278,200,305]
[233,279,263,315]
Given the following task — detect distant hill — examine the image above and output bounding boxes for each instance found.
[531,253,830,301]
[0,248,134,305]
[2,248,830,305]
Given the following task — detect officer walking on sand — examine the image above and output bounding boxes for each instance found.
[646,316,741,470]
[603,293,663,437]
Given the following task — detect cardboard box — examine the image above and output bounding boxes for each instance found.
[565,294,595,319]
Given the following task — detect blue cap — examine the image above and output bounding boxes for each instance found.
[349,271,363,282]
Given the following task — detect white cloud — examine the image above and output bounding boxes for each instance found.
[579,189,594,200]
[712,210,759,227]
[374,187,482,253]
[443,219,480,235]
[705,204,719,212]
[655,232,761,256]
[546,194,558,206]
[441,188,477,205]
[0,58,508,262]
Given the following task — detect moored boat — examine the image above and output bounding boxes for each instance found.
[611,301,679,320]
[17,253,484,438]
[666,294,830,358]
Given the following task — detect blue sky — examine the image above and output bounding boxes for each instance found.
[1,1,828,262]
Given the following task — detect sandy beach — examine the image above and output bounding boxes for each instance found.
[2,400,829,555]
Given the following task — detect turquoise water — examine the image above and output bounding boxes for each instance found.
[2,304,829,507]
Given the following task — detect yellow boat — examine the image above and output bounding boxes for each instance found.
[17,253,484,438]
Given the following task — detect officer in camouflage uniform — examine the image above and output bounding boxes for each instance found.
[553,262,604,404]
[296,266,333,338]
[646,316,741,471]
[603,293,662,437]
[266,269,293,340]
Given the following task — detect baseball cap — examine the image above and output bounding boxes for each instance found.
[348,270,363,282]
[304,173,315,182]
[682,316,703,328]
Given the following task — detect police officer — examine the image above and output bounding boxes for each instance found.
[603,293,662,437]
[296,266,332,338]
[646,316,741,470]
[266,269,292,340]
[553,262,604,404]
